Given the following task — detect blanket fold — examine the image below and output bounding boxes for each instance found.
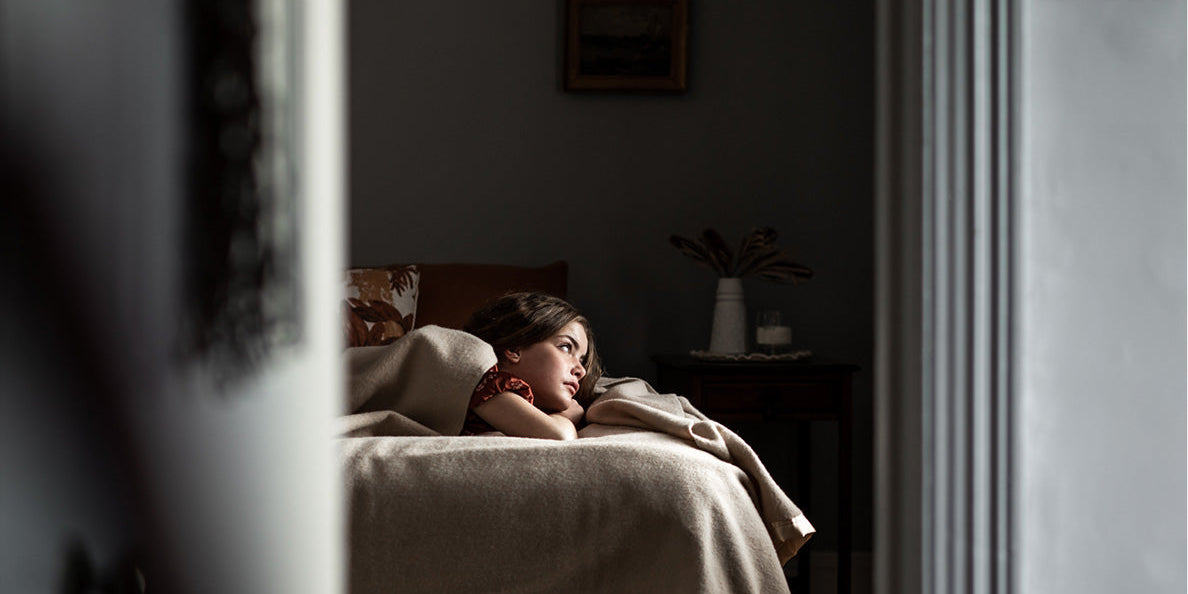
[586,376,816,562]
[342,325,496,436]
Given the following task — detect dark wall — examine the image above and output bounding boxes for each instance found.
[349,0,874,551]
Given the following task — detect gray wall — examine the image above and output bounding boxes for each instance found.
[1017,0,1185,592]
[349,1,875,551]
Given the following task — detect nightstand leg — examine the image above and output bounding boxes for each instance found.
[839,387,853,594]
[796,419,812,594]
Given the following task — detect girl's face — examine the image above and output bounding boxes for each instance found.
[502,320,589,412]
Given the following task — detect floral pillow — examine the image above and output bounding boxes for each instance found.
[344,264,419,347]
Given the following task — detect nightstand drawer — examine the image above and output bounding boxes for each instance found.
[700,381,838,416]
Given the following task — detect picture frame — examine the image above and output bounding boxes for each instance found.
[564,0,689,92]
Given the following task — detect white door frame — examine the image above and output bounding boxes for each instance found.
[874,1,1016,592]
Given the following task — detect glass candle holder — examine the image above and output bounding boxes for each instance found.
[755,310,792,355]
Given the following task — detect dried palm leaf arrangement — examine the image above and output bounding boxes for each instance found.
[669,227,813,282]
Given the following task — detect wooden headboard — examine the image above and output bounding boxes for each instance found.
[413,261,568,330]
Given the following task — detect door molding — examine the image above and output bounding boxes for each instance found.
[874,0,1017,592]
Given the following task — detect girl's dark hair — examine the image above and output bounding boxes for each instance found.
[464,292,602,404]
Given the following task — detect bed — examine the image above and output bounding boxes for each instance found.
[337,262,814,593]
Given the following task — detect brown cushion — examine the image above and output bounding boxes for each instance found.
[415,261,568,330]
[343,265,420,347]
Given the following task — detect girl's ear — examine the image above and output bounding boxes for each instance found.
[503,348,521,363]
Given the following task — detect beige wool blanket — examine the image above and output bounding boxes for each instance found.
[339,326,815,593]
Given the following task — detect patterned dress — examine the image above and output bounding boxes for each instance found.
[461,365,534,435]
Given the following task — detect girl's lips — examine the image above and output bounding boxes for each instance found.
[564,382,579,394]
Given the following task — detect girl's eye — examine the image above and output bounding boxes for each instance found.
[558,342,572,353]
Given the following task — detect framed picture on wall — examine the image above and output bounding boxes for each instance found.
[564,0,688,92]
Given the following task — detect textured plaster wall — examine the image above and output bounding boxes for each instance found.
[1016,1,1186,592]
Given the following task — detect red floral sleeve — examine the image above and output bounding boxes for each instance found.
[462,365,534,435]
[469,365,534,407]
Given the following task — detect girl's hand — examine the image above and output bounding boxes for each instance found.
[557,398,585,425]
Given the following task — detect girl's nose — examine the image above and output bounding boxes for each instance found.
[572,363,585,379]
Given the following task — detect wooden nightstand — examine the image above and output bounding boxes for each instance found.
[653,354,859,594]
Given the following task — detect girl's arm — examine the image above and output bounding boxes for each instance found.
[556,397,585,426]
[472,392,579,440]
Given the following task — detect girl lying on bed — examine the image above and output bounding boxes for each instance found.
[460,292,603,440]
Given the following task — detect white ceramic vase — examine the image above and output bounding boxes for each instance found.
[709,277,747,353]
